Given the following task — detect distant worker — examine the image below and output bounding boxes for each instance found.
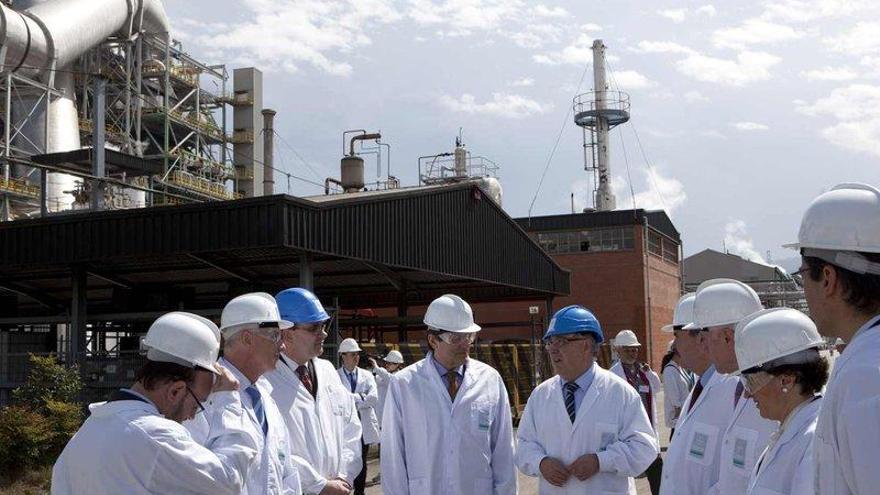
[336,338,380,495]
[381,294,517,495]
[693,279,773,495]
[266,288,362,495]
[659,282,746,495]
[366,349,404,485]
[734,308,828,495]
[787,183,880,495]
[187,292,302,494]
[609,329,663,494]
[516,306,658,494]
[52,312,258,495]
[661,295,698,439]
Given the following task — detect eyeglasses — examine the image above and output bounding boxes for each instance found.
[544,336,589,348]
[436,332,476,345]
[740,371,775,395]
[792,266,810,278]
[294,323,328,335]
[253,328,283,344]
[186,386,206,414]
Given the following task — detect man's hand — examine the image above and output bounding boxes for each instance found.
[568,453,600,481]
[212,364,240,392]
[367,357,379,369]
[539,457,571,487]
[319,478,351,495]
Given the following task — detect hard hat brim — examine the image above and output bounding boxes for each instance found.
[661,324,675,333]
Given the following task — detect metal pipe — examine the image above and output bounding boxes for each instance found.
[325,177,342,195]
[262,108,276,196]
[349,133,380,156]
[90,77,106,211]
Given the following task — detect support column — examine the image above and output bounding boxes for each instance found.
[397,280,408,342]
[90,77,106,211]
[299,253,314,290]
[70,266,87,364]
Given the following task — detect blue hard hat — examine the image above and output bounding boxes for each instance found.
[544,305,604,343]
[275,288,330,324]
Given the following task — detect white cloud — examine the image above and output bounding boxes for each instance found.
[439,92,553,118]
[506,23,564,49]
[731,121,770,131]
[677,51,781,86]
[797,84,880,156]
[509,77,535,87]
[712,19,803,49]
[801,66,859,81]
[635,40,695,55]
[684,90,710,102]
[658,8,687,23]
[531,4,568,18]
[695,5,717,17]
[606,168,687,215]
[825,22,880,56]
[533,33,595,65]
[724,220,768,264]
[580,23,602,32]
[612,70,656,89]
[762,0,875,23]
[699,129,728,139]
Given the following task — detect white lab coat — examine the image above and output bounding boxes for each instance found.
[662,361,694,429]
[814,314,880,495]
[714,392,776,495]
[265,356,362,495]
[609,361,662,444]
[516,365,659,494]
[186,358,302,495]
[660,368,740,495]
[52,390,257,495]
[746,397,820,495]
[381,354,517,495]
[373,365,396,426]
[337,366,381,444]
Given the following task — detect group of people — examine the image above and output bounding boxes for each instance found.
[48,182,880,495]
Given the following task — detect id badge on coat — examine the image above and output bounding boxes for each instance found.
[726,426,759,471]
[688,422,719,466]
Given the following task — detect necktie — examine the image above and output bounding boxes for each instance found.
[245,385,268,436]
[734,381,745,408]
[564,381,579,423]
[688,379,704,410]
[348,371,357,392]
[445,371,460,401]
[296,365,315,398]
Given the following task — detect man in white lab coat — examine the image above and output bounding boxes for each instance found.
[381,294,517,495]
[787,183,880,495]
[52,312,258,495]
[660,294,698,439]
[693,279,773,495]
[659,294,740,495]
[336,338,380,495]
[366,350,404,485]
[266,288,362,495]
[516,305,658,495]
[609,329,663,494]
[188,292,302,495]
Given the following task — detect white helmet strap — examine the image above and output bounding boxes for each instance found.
[803,248,880,276]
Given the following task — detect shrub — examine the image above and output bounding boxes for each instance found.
[12,355,81,411]
[0,405,54,477]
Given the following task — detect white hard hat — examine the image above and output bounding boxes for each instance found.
[662,293,696,333]
[785,183,880,254]
[684,279,763,330]
[424,294,481,333]
[384,350,404,364]
[613,329,641,347]
[220,292,293,336]
[142,312,221,375]
[338,338,363,354]
[734,308,824,375]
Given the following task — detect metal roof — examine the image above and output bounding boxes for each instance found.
[515,209,681,242]
[0,183,569,321]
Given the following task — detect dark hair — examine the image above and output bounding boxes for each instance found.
[426,329,444,352]
[804,254,880,314]
[767,357,830,396]
[661,349,676,369]
[135,360,197,390]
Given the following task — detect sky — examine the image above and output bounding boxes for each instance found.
[166,0,880,266]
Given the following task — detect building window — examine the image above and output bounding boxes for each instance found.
[662,238,679,263]
[537,227,634,254]
[648,231,662,257]
[647,230,679,264]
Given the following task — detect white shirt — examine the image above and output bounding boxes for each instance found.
[52,387,257,494]
[662,360,694,429]
[814,314,880,495]
[516,364,659,494]
[381,354,517,495]
[186,358,302,495]
[265,356,362,495]
[609,361,662,444]
[660,366,740,495]
[747,396,820,495]
[337,365,380,444]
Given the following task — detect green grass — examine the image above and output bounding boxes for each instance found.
[0,466,51,495]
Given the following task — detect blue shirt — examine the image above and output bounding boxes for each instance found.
[430,353,466,386]
[700,364,716,387]
[562,362,596,413]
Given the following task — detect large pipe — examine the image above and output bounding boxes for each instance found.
[262,108,275,196]
[1,0,169,212]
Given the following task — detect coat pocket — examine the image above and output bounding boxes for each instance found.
[686,421,720,467]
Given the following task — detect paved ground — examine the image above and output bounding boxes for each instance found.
[364,391,671,494]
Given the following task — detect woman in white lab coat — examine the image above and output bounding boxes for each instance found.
[731,308,829,495]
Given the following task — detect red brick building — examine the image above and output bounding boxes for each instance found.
[472,209,682,371]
